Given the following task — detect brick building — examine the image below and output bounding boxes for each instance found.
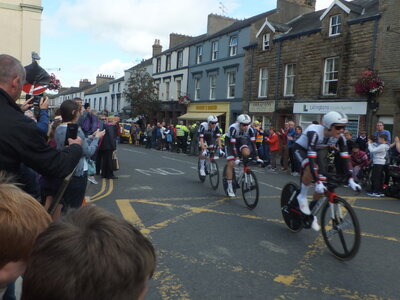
[244,0,399,137]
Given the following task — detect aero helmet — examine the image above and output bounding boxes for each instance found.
[237,114,251,125]
[322,111,348,129]
[207,115,218,123]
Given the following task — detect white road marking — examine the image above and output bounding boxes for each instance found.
[162,156,197,165]
[126,186,153,191]
[135,168,185,176]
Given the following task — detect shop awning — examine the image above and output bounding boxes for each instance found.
[178,112,224,120]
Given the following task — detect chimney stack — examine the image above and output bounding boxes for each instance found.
[169,33,193,49]
[207,14,238,35]
[96,74,114,86]
[152,39,162,57]
[79,79,91,89]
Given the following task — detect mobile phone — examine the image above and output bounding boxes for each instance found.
[25,94,42,106]
[65,123,79,145]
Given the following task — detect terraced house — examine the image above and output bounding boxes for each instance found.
[245,0,400,136]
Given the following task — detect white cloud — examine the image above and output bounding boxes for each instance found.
[316,0,333,10]
[47,0,238,57]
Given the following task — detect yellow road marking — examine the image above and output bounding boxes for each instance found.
[91,179,114,202]
[116,198,190,299]
[89,178,107,200]
[353,205,400,215]
[361,232,400,243]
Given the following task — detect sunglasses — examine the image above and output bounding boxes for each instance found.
[210,122,217,125]
[240,123,249,126]
[334,125,346,130]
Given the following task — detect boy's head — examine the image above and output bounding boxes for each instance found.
[352,143,360,153]
[22,205,156,300]
[0,177,51,288]
[378,134,388,144]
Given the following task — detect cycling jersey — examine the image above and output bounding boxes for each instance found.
[225,123,257,160]
[198,122,221,148]
[294,124,352,181]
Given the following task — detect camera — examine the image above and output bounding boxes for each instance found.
[25,93,42,106]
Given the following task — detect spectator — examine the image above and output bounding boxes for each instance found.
[350,143,369,183]
[344,130,355,153]
[266,126,279,171]
[287,121,296,174]
[0,177,51,298]
[367,134,390,197]
[290,125,302,175]
[278,122,289,171]
[145,124,153,149]
[373,121,391,144]
[0,54,82,194]
[98,116,118,179]
[55,100,105,211]
[355,130,368,152]
[175,120,189,153]
[21,205,156,300]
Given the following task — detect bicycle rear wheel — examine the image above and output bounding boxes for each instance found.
[198,158,206,183]
[222,165,236,196]
[321,197,361,260]
[280,182,303,232]
[209,160,219,190]
[241,170,259,209]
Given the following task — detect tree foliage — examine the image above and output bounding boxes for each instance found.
[123,68,159,119]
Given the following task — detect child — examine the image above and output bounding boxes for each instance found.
[367,134,390,197]
[0,176,51,298]
[21,205,156,300]
[265,126,279,171]
[351,143,369,182]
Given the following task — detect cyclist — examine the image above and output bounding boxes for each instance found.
[293,111,361,231]
[225,114,263,197]
[198,115,223,176]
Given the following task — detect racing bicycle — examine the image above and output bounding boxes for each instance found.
[222,159,259,209]
[280,174,361,260]
[197,149,219,190]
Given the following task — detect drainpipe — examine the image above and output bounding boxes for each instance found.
[247,46,255,114]
[272,40,282,127]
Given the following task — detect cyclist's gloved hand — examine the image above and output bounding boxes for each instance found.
[256,158,263,164]
[234,159,241,166]
[218,149,225,157]
[348,178,361,192]
[315,181,327,194]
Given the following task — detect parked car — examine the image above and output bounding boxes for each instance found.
[119,123,132,144]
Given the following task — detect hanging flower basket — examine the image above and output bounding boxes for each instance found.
[178,95,191,105]
[354,70,384,97]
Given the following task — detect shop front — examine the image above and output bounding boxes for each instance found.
[178,102,230,132]
[249,100,275,130]
[293,101,368,136]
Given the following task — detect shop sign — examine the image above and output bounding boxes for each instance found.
[249,100,275,113]
[293,102,367,114]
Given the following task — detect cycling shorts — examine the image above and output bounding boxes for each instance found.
[225,136,248,160]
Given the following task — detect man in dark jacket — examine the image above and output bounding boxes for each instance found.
[0,54,82,191]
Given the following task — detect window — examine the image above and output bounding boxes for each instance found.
[258,68,268,97]
[176,80,182,98]
[104,96,107,110]
[211,41,219,61]
[323,57,339,95]
[99,97,102,110]
[177,50,183,68]
[112,84,115,92]
[156,58,161,73]
[194,78,200,100]
[196,46,203,64]
[94,98,96,108]
[330,15,342,36]
[155,83,160,99]
[118,83,121,92]
[262,33,270,51]
[229,36,238,56]
[165,81,170,100]
[209,75,216,99]
[284,64,296,96]
[227,72,236,98]
[166,54,171,71]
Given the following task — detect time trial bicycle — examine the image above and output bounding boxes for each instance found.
[197,149,219,190]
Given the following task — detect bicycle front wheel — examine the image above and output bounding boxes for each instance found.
[241,170,259,209]
[209,160,219,190]
[198,158,206,183]
[321,197,361,260]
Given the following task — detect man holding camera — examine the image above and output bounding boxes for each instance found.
[0,54,83,191]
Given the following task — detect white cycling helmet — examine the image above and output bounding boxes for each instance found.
[237,114,252,125]
[207,115,218,123]
[322,111,348,129]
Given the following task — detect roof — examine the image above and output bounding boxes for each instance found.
[85,81,110,95]
[155,9,278,57]
[274,0,379,41]
[126,58,153,72]
[50,84,96,98]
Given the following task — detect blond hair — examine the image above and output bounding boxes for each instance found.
[0,175,51,267]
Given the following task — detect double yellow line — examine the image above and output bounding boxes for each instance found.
[89,178,114,202]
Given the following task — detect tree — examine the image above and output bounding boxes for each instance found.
[123,68,160,121]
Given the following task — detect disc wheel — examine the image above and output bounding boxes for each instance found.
[209,160,219,190]
[198,159,206,183]
[241,170,259,209]
[222,165,236,196]
[321,197,361,260]
[280,182,303,232]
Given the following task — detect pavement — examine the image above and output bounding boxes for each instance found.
[86,144,400,300]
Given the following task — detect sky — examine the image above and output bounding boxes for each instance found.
[40,0,333,88]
